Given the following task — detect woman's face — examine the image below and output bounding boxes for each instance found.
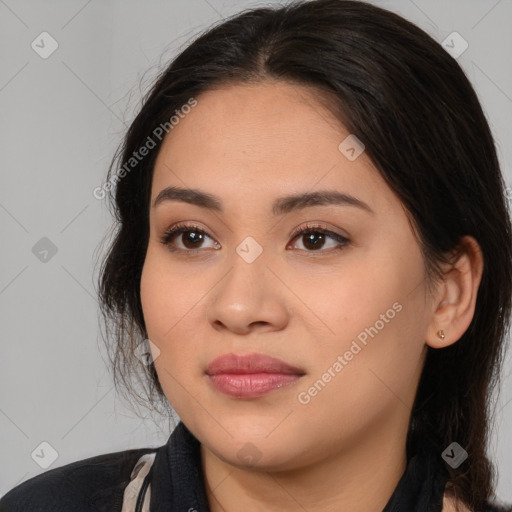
[140,81,434,470]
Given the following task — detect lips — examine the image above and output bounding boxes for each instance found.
[205,353,305,398]
[206,353,305,375]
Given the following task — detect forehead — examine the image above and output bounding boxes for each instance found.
[151,81,394,215]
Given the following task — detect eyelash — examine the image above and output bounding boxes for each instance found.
[159,222,350,256]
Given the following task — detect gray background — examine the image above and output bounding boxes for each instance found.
[1,0,511,502]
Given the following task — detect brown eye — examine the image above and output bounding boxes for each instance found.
[176,229,205,249]
[289,226,350,253]
[160,224,219,252]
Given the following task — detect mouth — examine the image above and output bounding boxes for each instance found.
[205,352,306,399]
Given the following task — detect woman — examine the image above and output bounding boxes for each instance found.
[1,0,511,511]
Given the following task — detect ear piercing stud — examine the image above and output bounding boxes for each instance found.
[437,330,445,340]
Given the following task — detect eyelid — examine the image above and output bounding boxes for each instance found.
[160,221,216,247]
[288,221,348,242]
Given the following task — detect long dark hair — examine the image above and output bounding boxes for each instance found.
[96,1,512,509]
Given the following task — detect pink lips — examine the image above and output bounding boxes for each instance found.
[205,353,305,398]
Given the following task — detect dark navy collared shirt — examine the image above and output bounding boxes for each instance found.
[1,421,511,511]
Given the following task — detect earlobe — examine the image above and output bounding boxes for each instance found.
[425,236,484,349]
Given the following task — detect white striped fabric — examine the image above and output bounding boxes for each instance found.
[121,452,157,512]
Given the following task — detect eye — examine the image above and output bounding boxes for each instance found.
[159,223,219,253]
[159,222,350,254]
[288,222,350,253]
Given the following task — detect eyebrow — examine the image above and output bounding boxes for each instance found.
[152,186,374,215]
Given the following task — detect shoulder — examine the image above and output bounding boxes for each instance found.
[0,446,158,512]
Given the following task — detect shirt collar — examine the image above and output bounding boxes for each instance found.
[150,420,210,511]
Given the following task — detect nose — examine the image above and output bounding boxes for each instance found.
[206,249,289,336]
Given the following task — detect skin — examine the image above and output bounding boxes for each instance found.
[140,81,483,512]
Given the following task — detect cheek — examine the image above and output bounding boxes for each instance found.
[140,259,196,414]
[294,297,425,447]
[140,250,193,338]
[302,249,428,397]
[140,260,168,338]
[140,252,205,376]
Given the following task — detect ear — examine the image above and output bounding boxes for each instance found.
[425,235,484,349]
